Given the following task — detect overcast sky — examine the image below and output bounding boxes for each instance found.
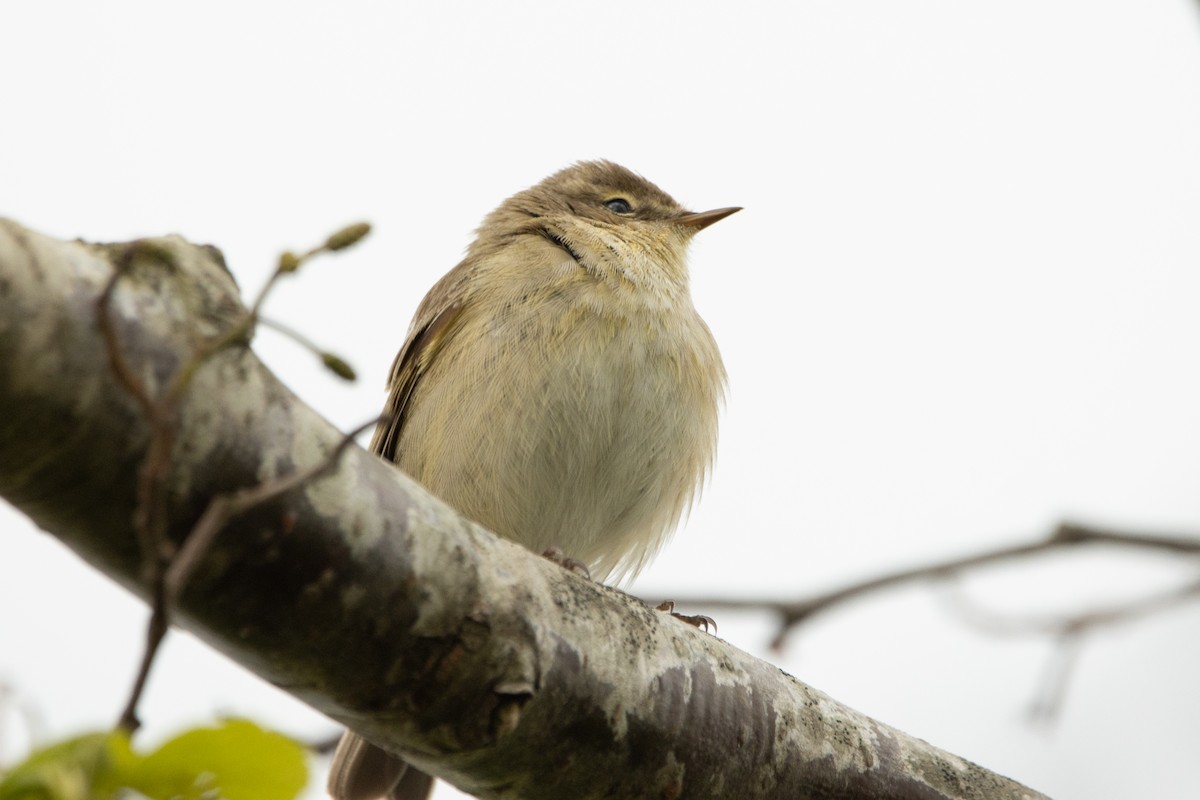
[3,2,1200,798]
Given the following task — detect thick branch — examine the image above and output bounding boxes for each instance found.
[0,219,1047,800]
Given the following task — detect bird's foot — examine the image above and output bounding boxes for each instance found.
[541,546,592,579]
[655,600,717,633]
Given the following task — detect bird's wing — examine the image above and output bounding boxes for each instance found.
[369,261,473,461]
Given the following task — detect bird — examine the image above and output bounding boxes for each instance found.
[328,160,738,800]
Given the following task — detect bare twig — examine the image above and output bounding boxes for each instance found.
[96,243,180,587]
[1028,629,1085,727]
[948,576,1200,638]
[944,576,1200,724]
[658,522,1200,650]
[97,243,189,732]
[99,240,247,732]
[257,315,357,381]
[100,225,371,732]
[116,416,380,732]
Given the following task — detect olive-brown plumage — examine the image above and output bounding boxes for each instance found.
[329,161,737,800]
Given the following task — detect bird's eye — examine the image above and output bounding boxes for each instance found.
[603,198,633,214]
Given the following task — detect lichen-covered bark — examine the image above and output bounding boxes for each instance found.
[0,219,1049,800]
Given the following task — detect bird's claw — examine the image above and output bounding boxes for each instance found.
[655,600,717,633]
[541,546,592,579]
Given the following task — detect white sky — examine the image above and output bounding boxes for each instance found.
[3,2,1200,798]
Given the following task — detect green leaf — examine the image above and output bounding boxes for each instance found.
[124,719,307,800]
[0,731,133,800]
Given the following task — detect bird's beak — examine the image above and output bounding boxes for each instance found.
[675,206,742,232]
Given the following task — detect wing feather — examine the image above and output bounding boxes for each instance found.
[369,260,475,461]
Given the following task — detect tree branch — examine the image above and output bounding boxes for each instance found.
[947,576,1200,725]
[661,523,1200,649]
[0,218,1047,799]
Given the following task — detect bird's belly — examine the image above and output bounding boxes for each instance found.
[398,313,718,581]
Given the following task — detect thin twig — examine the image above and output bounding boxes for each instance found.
[945,576,1200,725]
[96,244,179,587]
[1028,629,1084,727]
[656,522,1200,650]
[101,226,371,733]
[115,416,380,731]
[949,576,1200,638]
[118,602,170,732]
[98,242,200,731]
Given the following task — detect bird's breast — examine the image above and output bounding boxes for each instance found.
[397,287,723,582]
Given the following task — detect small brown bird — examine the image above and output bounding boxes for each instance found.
[328,161,738,800]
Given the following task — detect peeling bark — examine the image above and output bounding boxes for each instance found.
[0,219,1049,799]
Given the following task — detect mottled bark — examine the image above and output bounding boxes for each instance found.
[0,219,1048,800]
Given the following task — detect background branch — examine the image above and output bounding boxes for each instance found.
[662,522,1200,649]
